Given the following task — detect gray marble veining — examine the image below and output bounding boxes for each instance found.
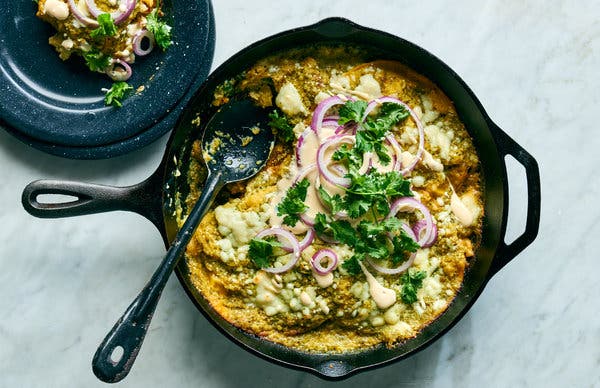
[1,0,599,387]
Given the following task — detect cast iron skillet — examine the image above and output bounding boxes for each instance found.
[21,18,541,380]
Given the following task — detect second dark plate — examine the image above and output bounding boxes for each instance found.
[0,0,215,159]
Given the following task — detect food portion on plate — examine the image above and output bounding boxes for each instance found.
[35,0,172,107]
[181,46,483,353]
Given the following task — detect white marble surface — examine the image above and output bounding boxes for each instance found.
[1,0,599,387]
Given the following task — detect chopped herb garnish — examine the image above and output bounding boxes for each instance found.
[104,81,133,108]
[83,48,111,72]
[146,9,172,50]
[308,100,418,276]
[268,110,295,144]
[400,269,427,305]
[90,13,117,39]
[277,178,310,227]
[390,230,420,265]
[338,100,367,125]
[249,237,281,269]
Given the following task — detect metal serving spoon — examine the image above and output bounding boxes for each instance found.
[92,99,274,383]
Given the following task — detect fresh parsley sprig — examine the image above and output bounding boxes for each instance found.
[146,9,172,50]
[90,13,117,39]
[83,48,111,72]
[268,110,295,144]
[277,178,310,227]
[104,81,133,108]
[400,269,427,304]
[249,237,281,269]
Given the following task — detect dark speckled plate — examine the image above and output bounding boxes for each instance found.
[0,0,214,159]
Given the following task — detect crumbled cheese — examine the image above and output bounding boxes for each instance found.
[275,82,308,116]
[412,175,425,187]
[44,0,69,20]
[419,275,443,300]
[61,39,73,50]
[424,124,452,160]
[254,271,288,316]
[314,91,331,104]
[214,204,266,247]
[329,72,351,89]
[354,74,382,99]
[371,316,385,327]
[215,238,235,262]
[413,249,430,267]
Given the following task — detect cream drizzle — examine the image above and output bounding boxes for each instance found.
[359,262,396,309]
[449,182,474,226]
[312,270,334,288]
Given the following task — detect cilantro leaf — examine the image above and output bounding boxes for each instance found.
[363,102,409,132]
[390,230,420,265]
[268,110,295,143]
[90,13,117,39]
[104,81,133,108]
[147,9,172,50]
[249,237,281,269]
[342,255,363,275]
[317,187,345,214]
[400,269,427,304]
[83,48,110,72]
[344,170,412,218]
[313,213,329,236]
[277,178,310,227]
[338,100,367,125]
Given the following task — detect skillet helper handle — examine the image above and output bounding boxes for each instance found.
[21,171,164,230]
[92,172,224,383]
[492,124,541,274]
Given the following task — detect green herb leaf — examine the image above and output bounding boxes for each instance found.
[90,13,117,39]
[249,237,281,269]
[277,178,310,227]
[363,102,409,132]
[317,187,345,214]
[338,100,367,125]
[146,8,172,50]
[104,81,133,108]
[390,230,420,265]
[83,48,111,72]
[400,269,427,305]
[342,255,363,275]
[268,110,295,144]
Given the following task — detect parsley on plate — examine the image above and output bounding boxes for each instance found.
[104,81,133,108]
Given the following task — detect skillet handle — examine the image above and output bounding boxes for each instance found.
[21,170,164,231]
[491,124,541,275]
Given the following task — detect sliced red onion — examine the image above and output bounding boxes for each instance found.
[106,59,132,81]
[316,135,354,187]
[367,252,416,275]
[311,249,338,275]
[413,219,438,248]
[365,97,424,176]
[387,197,435,247]
[311,95,346,134]
[321,118,340,128]
[358,152,372,175]
[85,0,136,25]
[282,228,315,253]
[68,0,99,27]
[133,29,155,56]
[255,228,300,274]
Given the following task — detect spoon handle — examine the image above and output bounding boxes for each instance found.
[92,172,223,383]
